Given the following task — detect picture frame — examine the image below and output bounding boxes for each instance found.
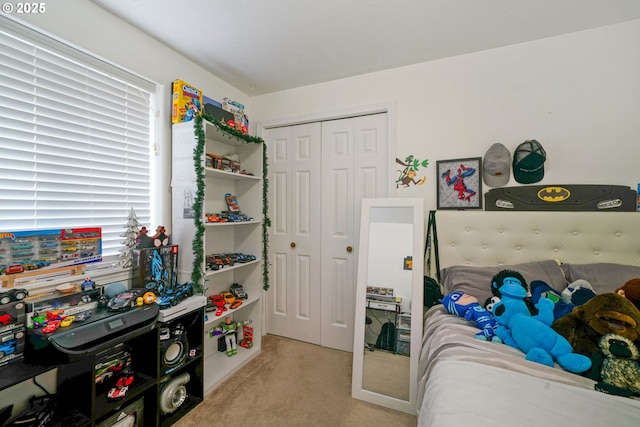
[436,157,483,210]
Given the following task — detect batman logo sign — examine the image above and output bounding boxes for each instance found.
[537,186,571,203]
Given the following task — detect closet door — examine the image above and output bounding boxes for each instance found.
[320,114,388,352]
[266,123,322,344]
[265,113,388,352]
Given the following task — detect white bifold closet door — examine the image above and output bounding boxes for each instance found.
[266,113,387,352]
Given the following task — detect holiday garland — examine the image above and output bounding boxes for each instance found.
[192,114,270,292]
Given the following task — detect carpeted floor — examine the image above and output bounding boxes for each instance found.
[174,334,417,427]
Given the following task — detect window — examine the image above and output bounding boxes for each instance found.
[0,16,157,261]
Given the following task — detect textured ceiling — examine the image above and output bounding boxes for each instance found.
[93,0,640,96]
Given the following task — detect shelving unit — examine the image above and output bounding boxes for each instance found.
[45,304,204,427]
[171,119,263,394]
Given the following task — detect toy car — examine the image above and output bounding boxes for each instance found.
[0,313,13,326]
[114,372,135,388]
[207,257,223,271]
[42,320,61,334]
[107,386,129,400]
[60,315,75,327]
[31,313,48,329]
[206,213,222,223]
[230,300,242,309]
[0,339,17,359]
[107,290,143,311]
[230,283,248,300]
[4,266,24,274]
[75,310,92,322]
[220,291,235,305]
[208,294,226,316]
[0,288,28,305]
[156,288,179,309]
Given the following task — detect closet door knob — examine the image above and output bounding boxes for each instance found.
[290,242,296,248]
[346,246,353,253]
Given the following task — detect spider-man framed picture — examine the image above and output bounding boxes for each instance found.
[436,157,482,210]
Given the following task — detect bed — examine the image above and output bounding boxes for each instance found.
[417,210,640,426]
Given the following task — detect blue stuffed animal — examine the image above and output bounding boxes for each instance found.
[442,291,502,343]
[490,273,592,374]
[530,280,575,322]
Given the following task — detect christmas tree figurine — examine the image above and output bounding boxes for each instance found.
[119,208,143,268]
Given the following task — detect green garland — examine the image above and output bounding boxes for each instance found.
[191,114,270,292]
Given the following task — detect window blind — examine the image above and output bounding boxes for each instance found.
[0,16,156,260]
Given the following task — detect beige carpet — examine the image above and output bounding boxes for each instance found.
[175,334,417,427]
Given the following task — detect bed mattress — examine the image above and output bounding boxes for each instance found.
[418,307,640,426]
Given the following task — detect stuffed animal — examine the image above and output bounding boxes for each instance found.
[552,293,640,358]
[530,280,575,322]
[592,333,640,397]
[488,269,537,315]
[561,279,596,306]
[490,275,592,374]
[615,278,640,311]
[441,291,502,342]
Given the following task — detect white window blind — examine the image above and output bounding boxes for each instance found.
[0,16,156,260]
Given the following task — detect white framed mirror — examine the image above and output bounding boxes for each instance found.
[351,198,424,414]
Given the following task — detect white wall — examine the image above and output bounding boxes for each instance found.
[19,5,640,215]
[250,19,640,210]
[18,0,251,230]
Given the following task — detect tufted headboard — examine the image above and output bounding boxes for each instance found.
[432,210,640,269]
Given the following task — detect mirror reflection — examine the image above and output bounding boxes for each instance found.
[361,207,413,401]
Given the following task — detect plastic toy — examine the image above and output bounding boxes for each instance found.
[75,310,92,322]
[42,320,61,334]
[81,277,96,291]
[4,264,24,275]
[0,339,17,359]
[107,290,143,311]
[0,313,13,326]
[143,291,156,304]
[239,324,254,349]
[0,288,28,305]
[208,294,226,316]
[60,315,75,327]
[230,283,247,300]
[114,372,135,388]
[31,313,47,329]
[221,291,235,305]
[107,386,129,400]
[210,317,252,356]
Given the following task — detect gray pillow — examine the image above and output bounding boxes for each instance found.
[441,259,566,305]
[560,263,640,294]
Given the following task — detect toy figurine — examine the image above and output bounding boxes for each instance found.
[81,277,96,292]
[210,317,252,357]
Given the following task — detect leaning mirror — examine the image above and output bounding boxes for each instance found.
[352,198,424,414]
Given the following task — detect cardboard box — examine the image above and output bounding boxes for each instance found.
[204,102,234,125]
[133,245,179,293]
[0,326,25,367]
[172,79,203,124]
[221,97,248,133]
[0,300,26,334]
[0,227,102,277]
